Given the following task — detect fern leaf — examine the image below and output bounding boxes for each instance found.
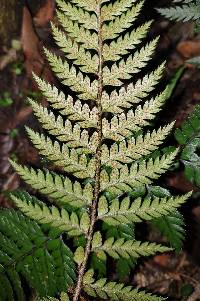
[44,49,98,100]
[92,232,171,260]
[102,0,137,21]
[102,1,144,40]
[51,25,98,74]
[71,0,97,12]
[33,75,98,128]
[26,129,95,179]
[29,99,98,153]
[101,150,178,194]
[102,123,174,168]
[11,192,89,236]
[11,162,93,208]
[102,64,165,113]
[144,185,187,251]
[56,0,98,30]
[103,38,158,86]
[175,104,200,187]
[103,90,168,141]
[0,271,24,301]
[158,2,200,22]
[0,209,75,298]
[187,56,200,68]
[0,274,15,301]
[41,292,70,301]
[103,21,152,62]
[104,223,135,241]
[153,211,185,251]
[26,130,92,173]
[116,257,135,280]
[57,11,98,50]
[98,193,191,225]
[83,270,165,301]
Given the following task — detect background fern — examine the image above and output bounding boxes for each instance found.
[0,209,75,301]
[157,0,200,23]
[0,0,192,300]
[158,0,200,189]
[175,104,200,188]
[158,0,200,67]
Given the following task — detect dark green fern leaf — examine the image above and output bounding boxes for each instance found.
[175,104,200,187]
[41,292,70,301]
[153,211,185,251]
[147,186,185,251]
[0,209,75,299]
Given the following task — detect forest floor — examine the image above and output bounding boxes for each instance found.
[1,0,200,300]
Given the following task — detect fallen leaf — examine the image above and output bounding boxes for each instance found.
[177,41,200,59]
[154,254,172,268]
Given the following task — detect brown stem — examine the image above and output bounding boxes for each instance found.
[72,2,103,301]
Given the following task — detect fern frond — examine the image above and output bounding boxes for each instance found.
[158,1,200,22]
[187,56,200,67]
[175,104,200,187]
[102,64,165,113]
[103,21,152,62]
[33,75,98,128]
[44,49,98,100]
[98,193,191,225]
[83,270,165,301]
[103,90,168,141]
[0,270,24,301]
[101,150,178,194]
[56,0,98,30]
[102,1,144,40]
[11,192,89,236]
[102,0,137,21]
[102,123,174,168]
[3,1,191,300]
[57,11,98,50]
[29,99,98,153]
[51,25,98,74]
[26,129,95,179]
[153,211,185,251]
[92,232,171,260]
[0,209,75,298]
[11,162,93,208]
[103,38,158,86]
